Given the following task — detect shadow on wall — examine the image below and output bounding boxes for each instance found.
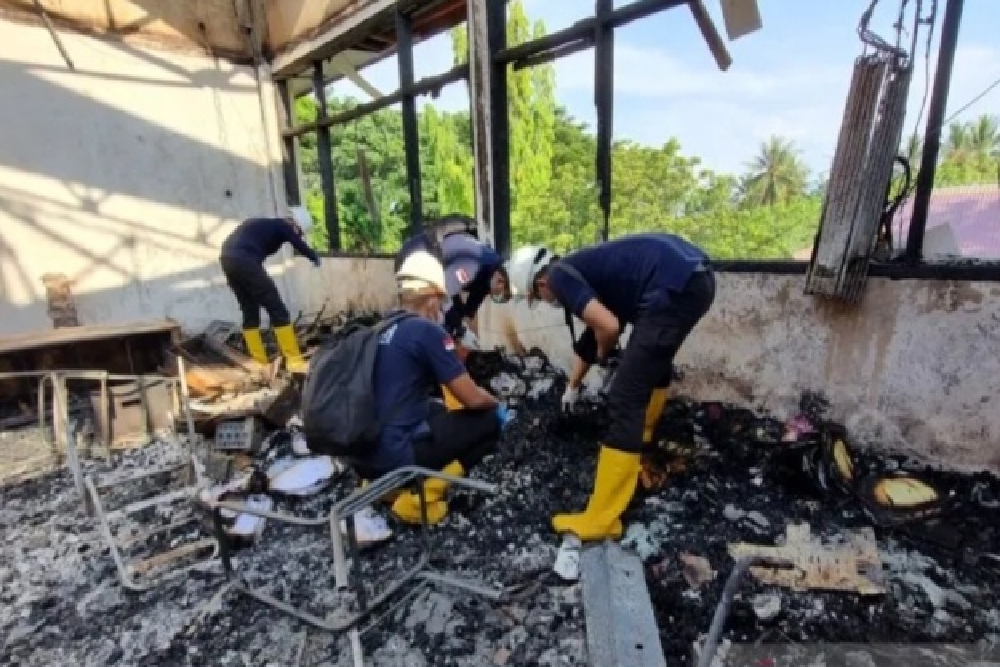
[0,23,282,335]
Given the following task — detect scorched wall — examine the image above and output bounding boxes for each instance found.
[0,19,290,337]
[478,272,1000,474]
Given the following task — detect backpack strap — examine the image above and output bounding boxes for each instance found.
[549,261,589,345]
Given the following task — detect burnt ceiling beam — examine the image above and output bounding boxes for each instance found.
[494,0,687,68]
[396,9,423,236]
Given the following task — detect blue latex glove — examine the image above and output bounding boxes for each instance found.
[495,403,514,429]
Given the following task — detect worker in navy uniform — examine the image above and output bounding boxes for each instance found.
[505,233,715,542]
[363,249,511,525]
[395,214,509,411]
[395,214,508,352]
[219,206,320,373]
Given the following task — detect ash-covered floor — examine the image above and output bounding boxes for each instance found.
[2,355,1000,667]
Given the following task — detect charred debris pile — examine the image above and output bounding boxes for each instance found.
[1,313,999,667]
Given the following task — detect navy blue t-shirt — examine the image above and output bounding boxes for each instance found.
[220,217,319,265]
[397,232,501,296]
[547,233,708,324]
[366,312,466,471]
[396,231,502,331]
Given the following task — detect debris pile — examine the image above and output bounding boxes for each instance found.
[2,315,1000,667]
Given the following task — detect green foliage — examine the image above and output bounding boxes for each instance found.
[293,4,996,260]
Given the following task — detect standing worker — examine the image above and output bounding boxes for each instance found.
[505,233,716,542]
[220,207,320,373]
[395,214,509,352]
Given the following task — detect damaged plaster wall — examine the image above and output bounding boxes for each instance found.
[479,274,1000,473]
[0,19,290,337]
[285,255,399,315]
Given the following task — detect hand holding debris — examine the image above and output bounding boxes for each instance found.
[561,385,580,413]
[458,327,481,351]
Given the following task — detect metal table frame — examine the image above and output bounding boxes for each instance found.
[210,466,500,664]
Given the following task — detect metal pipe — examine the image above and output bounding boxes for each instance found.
[697,556,794,667]
[32,0,74,70]
[594,0,614,242]
[487,0,511,256]
[278,80,302,206]
[314,60,341,251]
[495,0,687,67]
[176,357,197,448]
[905,0,965,262]
[396,10,423,237]
[283,64,470,139]
[329,508,350,590]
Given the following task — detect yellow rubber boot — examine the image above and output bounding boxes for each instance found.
[552,446,641,542]
[274,324,307,374]
[242,328,268,364]
[391,461,464,525]
[441,385,463,411]
[643,387,671,444]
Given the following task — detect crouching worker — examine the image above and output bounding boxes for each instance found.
[302,251,510,525]
[506,233,715,542]
[220,207,320,373]
[395,214,508,355]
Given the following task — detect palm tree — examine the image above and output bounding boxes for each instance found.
[967,114,1000,159]
[740,136,809,207]
[944,121,973,163]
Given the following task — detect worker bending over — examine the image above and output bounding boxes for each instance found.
[506,233,715,541]
[359,250,511,525]
[395,214,508,352]
[220,207,320,373]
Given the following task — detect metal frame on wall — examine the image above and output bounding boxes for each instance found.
[276,4,471,256]
[487,0,689,255]
[275,0,999,280]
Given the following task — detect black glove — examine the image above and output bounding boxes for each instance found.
[573,327,599,365]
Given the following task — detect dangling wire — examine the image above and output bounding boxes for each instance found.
[894,0,910,55]
[858,0,908,59]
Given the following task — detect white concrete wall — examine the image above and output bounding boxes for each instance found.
[0,20,291,337]
[286,256,398,315]
[479,274,1000,473]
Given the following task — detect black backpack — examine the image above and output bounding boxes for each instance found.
[301,312,415,457]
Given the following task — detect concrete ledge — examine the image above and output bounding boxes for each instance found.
[581,541,666,667]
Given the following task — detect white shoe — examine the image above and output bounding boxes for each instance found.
[553,534,582,581]
[340,506,392,547]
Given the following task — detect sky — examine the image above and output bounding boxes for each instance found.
[329,0,1000,179]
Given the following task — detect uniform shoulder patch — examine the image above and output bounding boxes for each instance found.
[455,267,470,284]
[443,336,455,351]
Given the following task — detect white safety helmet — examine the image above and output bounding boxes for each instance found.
[505,245,555,300]
[396,250,448,295]
[288,206,313,234]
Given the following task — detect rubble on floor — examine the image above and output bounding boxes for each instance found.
[2,321,1000,666]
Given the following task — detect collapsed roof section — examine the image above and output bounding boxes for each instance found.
[1,0,468,93]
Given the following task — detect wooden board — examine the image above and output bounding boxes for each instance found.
[0,320,181,355]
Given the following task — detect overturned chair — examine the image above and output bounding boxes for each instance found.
[207,465,500,658]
